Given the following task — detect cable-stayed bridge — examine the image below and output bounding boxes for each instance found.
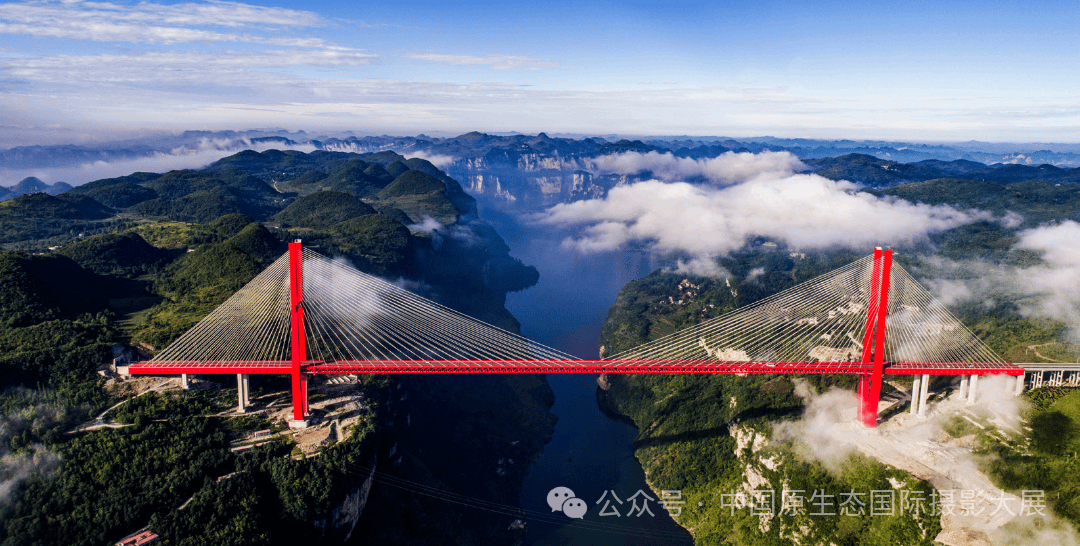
[118,243,1022,428]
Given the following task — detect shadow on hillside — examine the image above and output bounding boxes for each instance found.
[732,404,804,423]
[633,425,730,449]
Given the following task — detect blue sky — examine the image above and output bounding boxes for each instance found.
[1,0,1078,141]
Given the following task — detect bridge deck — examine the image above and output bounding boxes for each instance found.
[1015,362,1080,371]
[120,360,1024,376]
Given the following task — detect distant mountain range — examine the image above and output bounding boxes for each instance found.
[6,130,1080,207]
[0,176,72,201]
[341,133,1080,208]
[4,129,1080,171]
[0,130,312,170]
[803,154,1080,186]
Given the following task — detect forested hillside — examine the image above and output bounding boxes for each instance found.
[0,149,553,546]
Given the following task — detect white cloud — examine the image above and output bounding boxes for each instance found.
[4,55,1078,140]
[0,137,316,186]
[580,150,807,184]
[1013,221,1080,338]
[0,0,326,45]
[2,45,1078,139]
[772,381,861,466]
[404,151,456,168]
[773,376,1080,545]
[0,398,65,506]
[673,256,728,277]
[2,50,376,85]
[406,53,557,71]
[407,217,443,234]
[534,156,986,265]
[919,222,1080,342]
[0,0,383,124]
[0,446,59,505]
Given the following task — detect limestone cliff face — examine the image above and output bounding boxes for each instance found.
[444,156,622,208]
[330,457,376,542]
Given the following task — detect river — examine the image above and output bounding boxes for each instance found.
[478,203,695,545]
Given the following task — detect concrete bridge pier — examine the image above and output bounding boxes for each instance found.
[918,374,930,416]
[237,374,251,413]
[959,375,969,400]
[910,375,922,415]
[1015,373,1026,395]
[180,374,189,390]
[966,374,979,404]
[909,375,932,417]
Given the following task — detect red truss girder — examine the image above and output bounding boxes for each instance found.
[126,359,1023,376]
[125,361,292,374]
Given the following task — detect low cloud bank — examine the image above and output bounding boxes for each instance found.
[773,377,1080,545]
[923,221,1080,342]
[581,150,807,185]
[535,154,988,275]
[776,375,1024,470]
[0,398,67,506]
[0,447,60,505]
[1014,221,1080,336]
[0,138,317,187]
[404,151,456,169]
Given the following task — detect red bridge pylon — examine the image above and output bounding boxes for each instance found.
[858,248,891,427]
[288,241,309,423]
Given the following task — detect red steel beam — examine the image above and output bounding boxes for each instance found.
[885,363,1023,375]
[125,361,291,374]
[304,360,1021,375]
[125,359,1023,375]
[307,361,874,374]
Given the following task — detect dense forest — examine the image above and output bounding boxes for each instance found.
[0,150,554,546]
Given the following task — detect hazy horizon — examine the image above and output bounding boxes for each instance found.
[6,126,1080,149]
[5,128,1080,188]
[1,0,1078,142]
